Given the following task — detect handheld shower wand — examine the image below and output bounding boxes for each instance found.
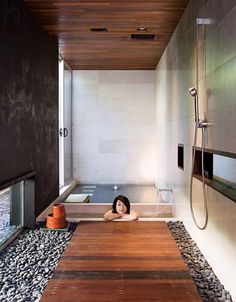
[189,87,199,124]
[189,87,208,230]
[189,87,212,128]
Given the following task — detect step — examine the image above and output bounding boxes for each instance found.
[66,212,173,219]
[63,202,173,217]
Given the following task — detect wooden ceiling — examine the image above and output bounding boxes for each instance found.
[24,0,189,70]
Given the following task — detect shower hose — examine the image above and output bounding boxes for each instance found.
[190,122,208,230]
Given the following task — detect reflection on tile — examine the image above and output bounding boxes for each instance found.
[82,185,96,189]
[222,106,236,153]
[221,8,236,64]
[205,0,236,33]
[99,70,155,84]
[73,70,99,84]
[73,139,98,154]
[206,25,223,74]
[99,84,128,98]
[99,139,127,154]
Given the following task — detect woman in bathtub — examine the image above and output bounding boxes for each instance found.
[104,195,138,221]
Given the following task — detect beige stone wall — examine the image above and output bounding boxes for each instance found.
[155,1,236,299]
[72,70,156,184]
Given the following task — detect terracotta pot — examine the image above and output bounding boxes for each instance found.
[53,203,66,218]
[46,214,67,229]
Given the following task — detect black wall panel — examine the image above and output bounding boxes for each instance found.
[0,0,59,217]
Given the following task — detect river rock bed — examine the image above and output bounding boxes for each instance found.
[168,221,233,302]
[0,227,74,302]
[0,226,18,247]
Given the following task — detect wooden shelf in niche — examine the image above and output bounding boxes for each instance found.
[178,144,184,170]
[193,147,236,203]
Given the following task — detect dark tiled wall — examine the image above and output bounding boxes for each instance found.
[0,0,59,217]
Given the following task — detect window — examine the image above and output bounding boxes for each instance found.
[213,154,236,185]
[0,172,35,247]
[193,148,236,202]
[0,182,24,246]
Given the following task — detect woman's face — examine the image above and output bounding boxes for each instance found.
[116,200,127,215]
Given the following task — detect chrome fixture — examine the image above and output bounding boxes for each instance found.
[188,87,197,97]
[189,87,209,230]
[189,87,212,128]
[196,18,212,25]
[189,15,213,230]
[156,188,173,213]
[189,87,199,124]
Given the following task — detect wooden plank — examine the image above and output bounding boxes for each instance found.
[24,0,189,69]
[41,221,201,302]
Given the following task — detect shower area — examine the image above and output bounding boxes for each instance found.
[155,0,236,299]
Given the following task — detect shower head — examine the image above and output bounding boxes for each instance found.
[188,87,199,124]
[189,87,198,97]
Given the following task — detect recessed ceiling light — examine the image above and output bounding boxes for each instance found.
[137,27,148,31]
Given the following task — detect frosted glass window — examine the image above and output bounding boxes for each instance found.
[213,154,236,184]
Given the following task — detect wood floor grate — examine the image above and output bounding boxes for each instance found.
[41,221,201,302]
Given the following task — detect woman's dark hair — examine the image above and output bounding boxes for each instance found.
[112,195,130,214]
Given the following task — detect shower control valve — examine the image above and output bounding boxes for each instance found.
[198,121,212,128]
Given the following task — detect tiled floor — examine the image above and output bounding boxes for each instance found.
[71,184,158,204]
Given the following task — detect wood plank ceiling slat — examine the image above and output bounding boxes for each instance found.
[24,0,189,69]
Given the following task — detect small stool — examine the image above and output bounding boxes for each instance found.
[156,188,173,213]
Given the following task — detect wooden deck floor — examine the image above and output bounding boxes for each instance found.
[41,222,201,302]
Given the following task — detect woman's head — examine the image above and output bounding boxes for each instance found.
[112,195,130,214]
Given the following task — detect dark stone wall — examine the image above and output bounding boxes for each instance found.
[0,0,59,217]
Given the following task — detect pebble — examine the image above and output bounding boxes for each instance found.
[0,227,74,302]
[1,214,233,302]
[168,222,233,302]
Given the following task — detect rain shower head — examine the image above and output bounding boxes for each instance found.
[189,87,198,97]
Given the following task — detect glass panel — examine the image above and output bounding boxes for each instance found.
[63,66,72,183]
[0,182,23,246]
[213,154,236,184]
[58,59,72,187]
[58,59,64,188]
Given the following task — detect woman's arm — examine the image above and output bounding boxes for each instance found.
[122,210,139,221]
[104,210,122,221]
